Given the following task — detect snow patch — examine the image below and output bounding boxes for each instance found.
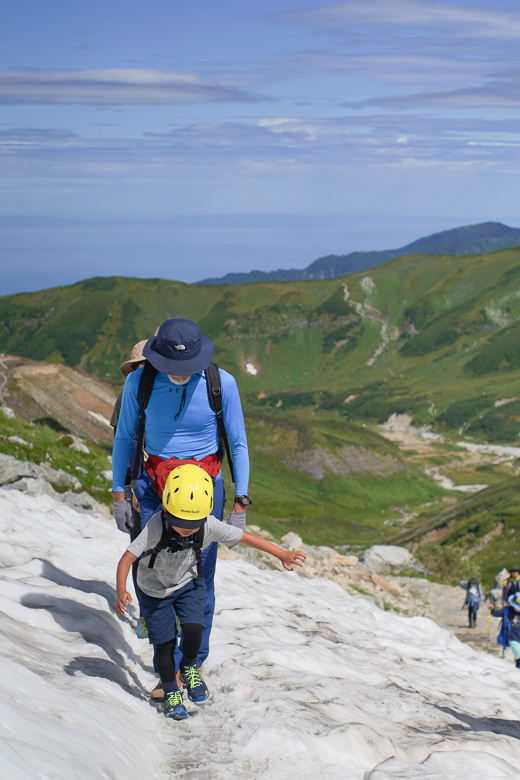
[245,363,258,375]
[2,487,520,778]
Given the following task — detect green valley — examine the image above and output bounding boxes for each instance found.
[3,244,520,586]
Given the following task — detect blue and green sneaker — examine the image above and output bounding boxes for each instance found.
[179,663,210,703]
[136,617,148,639]
[164,690,188,720]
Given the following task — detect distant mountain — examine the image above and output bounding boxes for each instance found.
[198,221,520,285]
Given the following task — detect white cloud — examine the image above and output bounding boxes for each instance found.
[349,69,520,110]
[0,69,260,105]
[284,0,520,40]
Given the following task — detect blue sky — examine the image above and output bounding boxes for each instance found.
[1,0,519,294]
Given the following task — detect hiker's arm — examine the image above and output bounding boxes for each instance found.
[240,531,306,571]
[112,372,141,493]
[115,551,138,614]
[221,372,250,502]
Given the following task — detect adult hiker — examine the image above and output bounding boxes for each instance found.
[502,566,520,606]
[110,338,149,638]
[111,318,250,676]
[459,577,483,628]
[489,593,520,668]
[115,464,305,719]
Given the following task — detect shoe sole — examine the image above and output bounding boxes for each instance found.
[166,710,188,720]
[187,691,210,703]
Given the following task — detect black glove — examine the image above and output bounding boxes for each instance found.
[226,511,247,531]
[113,499,134,533]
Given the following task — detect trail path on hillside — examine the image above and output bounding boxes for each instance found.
[396,576,505,660]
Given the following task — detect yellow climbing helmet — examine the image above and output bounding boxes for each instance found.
[162,464,213,527]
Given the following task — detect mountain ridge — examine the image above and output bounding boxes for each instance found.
[198,221,520,285]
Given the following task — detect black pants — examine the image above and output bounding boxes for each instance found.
[154,623,203,692]
[468,606,478,627]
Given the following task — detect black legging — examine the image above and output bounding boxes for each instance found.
[154,623,203,686]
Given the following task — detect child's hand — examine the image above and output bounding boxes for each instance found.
[116,591,132,615]
[280,549,306,571]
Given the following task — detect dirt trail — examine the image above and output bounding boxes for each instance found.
[395,575,508,661]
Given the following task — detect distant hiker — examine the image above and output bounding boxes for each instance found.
[110,339,149,638]
[115,465,305,719]
[111,318,250,694]
[502,566,520,606]
[459,577,483,628]
[489,593,520,668]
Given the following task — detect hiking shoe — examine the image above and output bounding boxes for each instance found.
[179,663,210,703]
[136,617,148,639]
[150,680,164,702]
[164,690,188,720]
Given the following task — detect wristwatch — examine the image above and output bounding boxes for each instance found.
[234,495,252,507]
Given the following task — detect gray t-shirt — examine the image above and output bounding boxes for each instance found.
[127,512,242,598]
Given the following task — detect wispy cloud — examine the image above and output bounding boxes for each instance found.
[282,0,520,40]
[0,69,261,105]
[2,112,520,179]
[347,69,520,109]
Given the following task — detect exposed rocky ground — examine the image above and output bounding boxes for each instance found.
[219,528,509,662]
[0,452,109,516]
[0,354,115,445]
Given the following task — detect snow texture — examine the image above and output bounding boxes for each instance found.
[2,486,520,779]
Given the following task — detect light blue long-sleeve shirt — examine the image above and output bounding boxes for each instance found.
[112,367,249,495]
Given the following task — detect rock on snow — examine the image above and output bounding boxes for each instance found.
[1,486,520,779]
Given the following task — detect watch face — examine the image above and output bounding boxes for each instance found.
[236,495,251,506]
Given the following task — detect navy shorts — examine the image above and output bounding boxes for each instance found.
[137,578,206,645]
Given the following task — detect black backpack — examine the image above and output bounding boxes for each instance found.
[143,510,205,580]
[130,361,234,488]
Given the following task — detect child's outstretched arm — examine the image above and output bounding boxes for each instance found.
[115,550,138,615]
[239,531,306,571]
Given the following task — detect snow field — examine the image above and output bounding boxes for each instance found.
[1,486,520,778]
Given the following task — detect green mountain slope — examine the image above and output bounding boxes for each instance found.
[392,476,520,589]
[3,245,520,433]
[3,246,520,565]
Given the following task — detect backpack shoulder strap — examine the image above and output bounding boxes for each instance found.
[131,361,157,488]
[144,510,170,569]
[192,525,205,580]
[205,362,235,483]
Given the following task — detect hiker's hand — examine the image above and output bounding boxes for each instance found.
[115,591,132,615]
[132,493,141,512]
[227,511,247,531]
[280,549,306,571]
[113,499,134,533]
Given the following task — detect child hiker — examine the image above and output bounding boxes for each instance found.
[489,592,520,668]
[115,463,306,720]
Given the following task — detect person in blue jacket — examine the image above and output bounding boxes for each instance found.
[490,592,520,668]
[111,318,250,696]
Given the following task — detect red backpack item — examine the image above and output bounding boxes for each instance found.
[144,453,220,498]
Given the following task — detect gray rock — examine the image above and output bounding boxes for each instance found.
[361,545,421,575]
[60,491,109,518]
[37,463,82,490]
[7,435,30,446]
[0,453,81,490]
[2,477,57,498]
[281,532,303,550]
[0,454,37,485]
[70,436,90,455]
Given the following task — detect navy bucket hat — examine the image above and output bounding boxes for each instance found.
[142,319,214,375]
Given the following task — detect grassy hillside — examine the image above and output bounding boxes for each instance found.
[3,247,520,435]
[392,475,520,589]
[3,246,520,578]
